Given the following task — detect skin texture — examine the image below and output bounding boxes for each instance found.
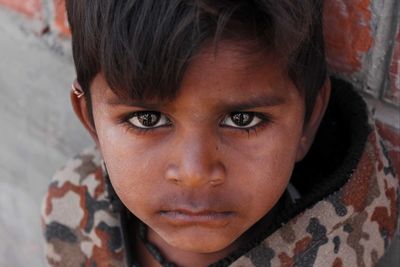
[72,42,330,267]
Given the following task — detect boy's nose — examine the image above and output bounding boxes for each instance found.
[165,133,226,187]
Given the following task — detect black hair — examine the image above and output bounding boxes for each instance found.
[66,0,327,121]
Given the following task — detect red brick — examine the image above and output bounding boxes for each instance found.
[376,121,400,179]
[0,0,42,19]
[52,0,70,37]
[377,121,400,148]
[386,23,400,105]
[388,150,400,181]
[323,0,373,74]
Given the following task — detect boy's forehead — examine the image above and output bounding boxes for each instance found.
[191,40,282,74]
[93,41,296,107]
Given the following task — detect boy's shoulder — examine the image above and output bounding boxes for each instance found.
[41,147,125,267]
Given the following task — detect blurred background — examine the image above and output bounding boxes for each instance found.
[0,0,398,266]
[0,1,91,266]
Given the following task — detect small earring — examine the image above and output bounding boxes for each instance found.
[72,80,85,99]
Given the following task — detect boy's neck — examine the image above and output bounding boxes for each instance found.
[137,227,240,267]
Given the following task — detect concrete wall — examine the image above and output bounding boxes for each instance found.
[0,0,398,266]
[0,5,90,267]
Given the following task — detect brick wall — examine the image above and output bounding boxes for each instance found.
[0,0,42,19]
[1,0,399,105]
[0,0,398,185]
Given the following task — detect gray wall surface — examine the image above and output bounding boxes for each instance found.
[0,8,91,266]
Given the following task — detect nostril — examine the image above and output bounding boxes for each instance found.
[209,162,226,187]
[165,165,181,184]
[209,178,223,187]
[164,158,226,187]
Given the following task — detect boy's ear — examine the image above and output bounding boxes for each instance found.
[70,84,100,145]
[296,78,331,162]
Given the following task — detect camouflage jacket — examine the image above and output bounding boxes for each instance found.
[42,79,399,267]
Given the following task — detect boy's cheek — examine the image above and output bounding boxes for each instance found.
[96,124,300,253]
[96,111,304,187]
[95,103,303,194]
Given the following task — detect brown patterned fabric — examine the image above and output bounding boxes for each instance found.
[230,129,399,267]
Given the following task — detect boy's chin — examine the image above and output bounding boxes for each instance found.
[152,226,241,254]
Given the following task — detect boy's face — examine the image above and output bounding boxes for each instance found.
[80,42,323,254]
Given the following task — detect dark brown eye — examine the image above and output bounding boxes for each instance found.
[137,112,160,127]
[231,112,254,126]
[221,112,262,128]
[128,111,170,128]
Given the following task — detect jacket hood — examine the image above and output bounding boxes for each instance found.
[226,79,399,267]
[42,78,399,267]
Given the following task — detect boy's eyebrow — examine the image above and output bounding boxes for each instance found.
[107,94,286,110]
[222,94,286,110]
[107,98,168,109]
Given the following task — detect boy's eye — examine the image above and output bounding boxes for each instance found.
[221,112,262,128]
[127,111,171,128]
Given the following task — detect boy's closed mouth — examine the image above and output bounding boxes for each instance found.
[158,209,235,228]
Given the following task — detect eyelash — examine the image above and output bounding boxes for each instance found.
[122,122,160,135]
[221,113,273,136]
[119,112,169,135]
[120,111,273,135]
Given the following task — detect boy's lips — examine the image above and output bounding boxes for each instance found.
[153,193,238,227]
[158,209,236,228]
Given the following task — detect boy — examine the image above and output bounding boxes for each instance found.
[42,1,398,266]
